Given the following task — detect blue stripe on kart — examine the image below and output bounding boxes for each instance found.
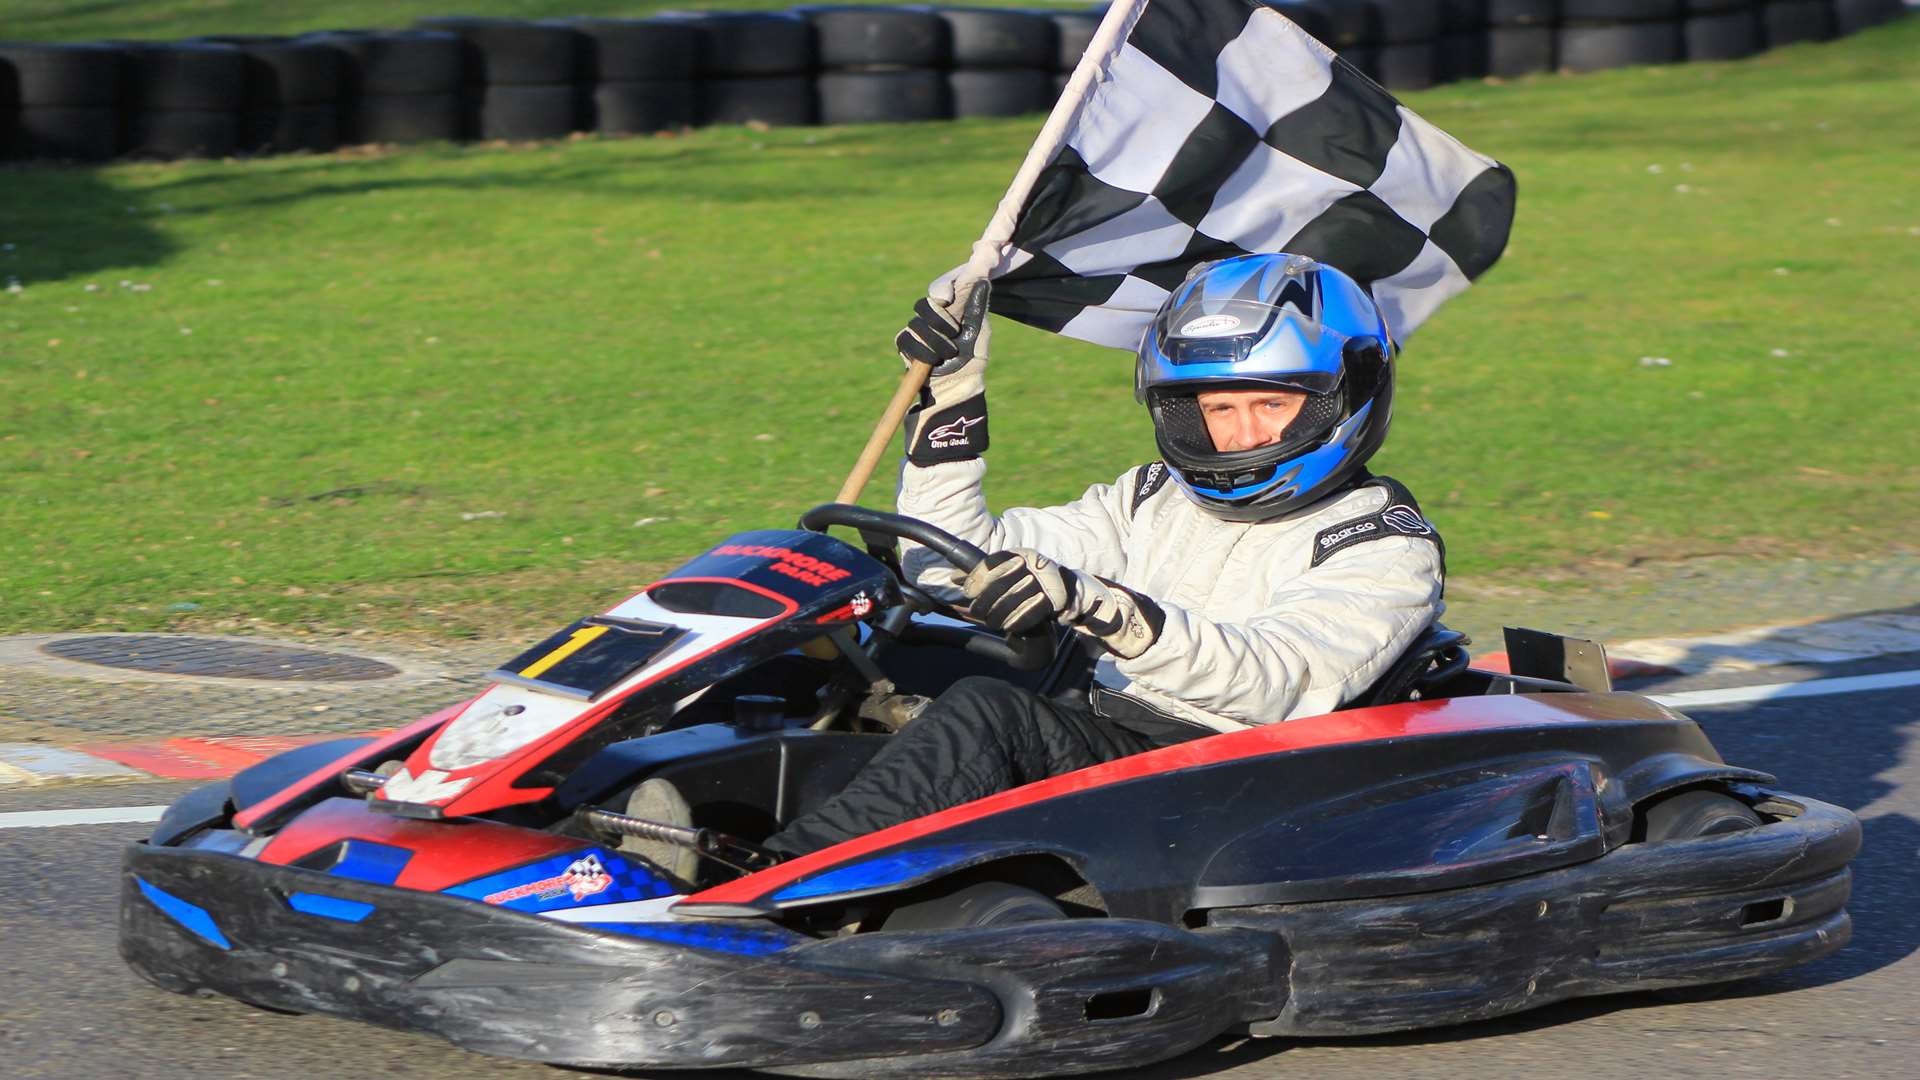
[134,876,231,950]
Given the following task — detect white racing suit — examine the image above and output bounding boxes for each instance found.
[898,457,1447,734]
[762,457,1444,856]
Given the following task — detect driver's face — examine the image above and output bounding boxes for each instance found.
[1196,389,1309,452]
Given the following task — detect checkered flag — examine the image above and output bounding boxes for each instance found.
[949,0,1516,350]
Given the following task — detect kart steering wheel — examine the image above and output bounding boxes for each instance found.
[797,503,1058,672]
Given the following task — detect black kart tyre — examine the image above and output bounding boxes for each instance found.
[414,17,582,86]
[818,70,951,126]
[1341,45,1384,79]
[343,92,461,144]
[196,37,341,108]
[1374,40,1437,89]
[566,19,701,82]
[471,83,578,141]
[305,31,464,97]
[1557,21,1684,70]
[698,76,817,127]
[1316,0,1378,49]
[1684,10,1764,58]
[1761,0,1836,45]
[1561,0,1683,19]
[1834,0,1908,33]
[118,42,245,111]
[126,108,239,159]
[1370,0,1443,44]
[1048,11,1104,70]
[1437,30,1490,81]
[241,104,339,153]
[1488,0,1558,26]
[940,9,1056,69]
[0,43,124,106]
[1641,790,1764,843]
[950,68,1054,118]
[15,105,119,161]
[592,80,695,133]
[1441,0,1490,34]
[805,7,949,69]
[1488,25,1554,74]
[670,13,816,77]
[882,881,1069,931]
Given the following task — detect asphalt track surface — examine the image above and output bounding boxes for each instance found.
[3,661,1916,1080]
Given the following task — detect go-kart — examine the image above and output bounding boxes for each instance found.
[120,504,1860,1078]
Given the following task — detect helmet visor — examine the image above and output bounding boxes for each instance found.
[1145,301,1347,397]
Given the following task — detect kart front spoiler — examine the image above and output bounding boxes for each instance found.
[119,843,1282,1077]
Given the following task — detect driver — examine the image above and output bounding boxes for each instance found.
[760,253,1444,859]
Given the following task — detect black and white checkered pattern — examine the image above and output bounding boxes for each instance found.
[982,0,1516,349]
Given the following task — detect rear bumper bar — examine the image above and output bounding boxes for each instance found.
[1214,792,1860,1037]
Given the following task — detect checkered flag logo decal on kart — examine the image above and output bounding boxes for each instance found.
[976,0,1516,349]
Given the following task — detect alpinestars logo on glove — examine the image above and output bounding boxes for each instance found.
[928,414,984,448]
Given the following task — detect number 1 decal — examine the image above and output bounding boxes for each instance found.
[516,625,609,680]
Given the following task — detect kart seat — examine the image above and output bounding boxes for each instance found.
[1340,623,1471,710]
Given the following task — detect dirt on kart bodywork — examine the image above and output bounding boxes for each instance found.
[119,505,1861,1078]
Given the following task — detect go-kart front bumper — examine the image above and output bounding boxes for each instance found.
[119,842,1282,1077]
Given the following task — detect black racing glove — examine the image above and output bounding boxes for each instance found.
[896,280,991,466]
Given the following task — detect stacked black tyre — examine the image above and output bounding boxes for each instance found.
[1760,0,1836,46]
[1488,0,1557,76]
[565,19,700,135]
[1834,0,1908,33]
[1558,1,1684,72]
[1683,1,1763,61]
[1438,0,1491,83]
[306,30,464,145]
[804,7,951,125]
[0,44,123,161]
[1044,9,1105,97]
[197,36,343,154]
[415,17,583,141]
[117,41,244,159]
[941,8,1057,119]
[1370,0,1443,90]
[666,12,817,127]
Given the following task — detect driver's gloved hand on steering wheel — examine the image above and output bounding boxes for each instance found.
[896,279,991,467]
[963,548,1166,660]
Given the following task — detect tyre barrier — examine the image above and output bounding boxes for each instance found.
[0,1,1910,164]
[415,17,584,141]
[565,18,699,135]
[804,7,949,125]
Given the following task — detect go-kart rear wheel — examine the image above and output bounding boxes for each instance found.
[1639,789,1766,1004]
[1642,789,1764,842]
[881,881,1067,931]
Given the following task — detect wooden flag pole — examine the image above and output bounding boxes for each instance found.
[833,359,931,504]
[828,0,1144,506]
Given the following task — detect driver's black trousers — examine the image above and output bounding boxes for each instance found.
[763,676,1200,858]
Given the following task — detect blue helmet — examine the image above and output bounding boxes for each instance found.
[1134,253,1396,522]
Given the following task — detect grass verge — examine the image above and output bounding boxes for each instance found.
[2,20,1917,640]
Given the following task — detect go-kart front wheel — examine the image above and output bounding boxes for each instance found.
[881,881,1068,931]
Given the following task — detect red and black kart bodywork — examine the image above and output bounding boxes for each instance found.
[121,517,1860,1078]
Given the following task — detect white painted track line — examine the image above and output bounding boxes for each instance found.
[0,805,167,830]
[1648,668,1920,708]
